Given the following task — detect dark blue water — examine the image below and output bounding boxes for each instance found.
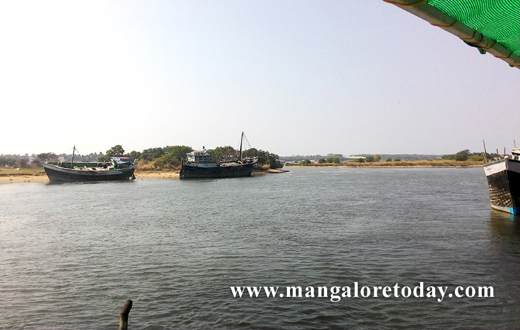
[0,167,518,329]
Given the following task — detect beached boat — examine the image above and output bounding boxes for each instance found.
[483,148,520,215]
[42,147,137,183]
[43,157,137,183]
[180,132,257,179]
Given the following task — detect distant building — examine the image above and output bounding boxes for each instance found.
[343,155,366,162]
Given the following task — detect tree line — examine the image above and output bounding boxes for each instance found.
[2,147,497,169]
[0,144,283,170]
[440,149,500,162]
[118,144,283,169]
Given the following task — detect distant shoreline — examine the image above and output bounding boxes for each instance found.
[286,164,482,168]
[285,159,483,168]
[0,162,483,184]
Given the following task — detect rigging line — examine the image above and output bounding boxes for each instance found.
[242,133,252,149]
[58,147,77,156]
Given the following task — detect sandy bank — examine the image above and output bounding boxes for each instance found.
[134,171,180,179]
[0,170,277,184]
[0,171,181,184]
[0,173,49,184]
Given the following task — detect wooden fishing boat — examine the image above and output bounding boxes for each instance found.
[483,148,520,214]
[42,147,137,183]
[180,132,257,179]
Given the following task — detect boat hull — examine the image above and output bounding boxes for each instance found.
[483,158,520,214]
[180,162,255,179]
[42,163,136,183]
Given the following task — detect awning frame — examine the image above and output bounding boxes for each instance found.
[384,0,520,69]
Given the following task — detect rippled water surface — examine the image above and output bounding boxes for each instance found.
[0,167,518,329]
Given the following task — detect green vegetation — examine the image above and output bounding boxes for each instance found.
[43,144,283,170]
[284,149,492,167]
[286,159,483,167]
[98,145,125,162]
[243,148,283,169]
[0,155,28,168]
[326,156,341,164]
[1,144,282,171]
[441,149,490,162]
[146,145,194,169]
[209,146,236,162]
[2,147,496,171]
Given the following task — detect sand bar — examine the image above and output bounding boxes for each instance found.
[0,170,183,184]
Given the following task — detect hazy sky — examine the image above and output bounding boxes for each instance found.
[1,0,518,157]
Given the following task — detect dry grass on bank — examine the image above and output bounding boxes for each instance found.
[287,159,483,167]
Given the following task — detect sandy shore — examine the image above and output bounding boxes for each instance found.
[0,174,49,184]
[0,169,277,183]
[134,170,180,179]
[0,170,184,184]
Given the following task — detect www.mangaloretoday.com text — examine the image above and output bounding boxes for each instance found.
[230,282,494,303]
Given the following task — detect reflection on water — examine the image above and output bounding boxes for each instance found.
[489,211,520,237]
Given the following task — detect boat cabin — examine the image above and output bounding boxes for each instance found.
[186,150,213,163]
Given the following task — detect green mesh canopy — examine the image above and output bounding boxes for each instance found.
[428,0,519,56]
[385,0,520,68]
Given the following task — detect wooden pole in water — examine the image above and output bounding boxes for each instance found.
[119,300,133,330]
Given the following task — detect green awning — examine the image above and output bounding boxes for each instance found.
[384,0,520,69]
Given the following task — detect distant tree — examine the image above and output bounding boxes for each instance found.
[300,159,311,165]
[243,148,283,168]
[15,158,28,168]
[152,146,193,169]
[244,148,268,164]
[37,152,58,161]
[442,149,474,161]
[267,153,283,169]
[386,158,392,162]
[97,145,125,162]
[318,158,326,163]
[365,156,374,162]
[152,154,177,169]
[373,154,381,162]
[107,145,125,157]
[140,147,166,161]
[163,145,192,161]
[128,150,141,160]
[209,146,236,162]
[468,153,485,161]
[454,149,470,161]
[326,156,340,164]
[0,155,17,167]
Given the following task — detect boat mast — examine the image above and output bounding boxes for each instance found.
[71,145,76,168]
[239,132,244,161]
[482,140,488,163]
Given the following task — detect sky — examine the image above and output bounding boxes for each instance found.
[0,0,518,157]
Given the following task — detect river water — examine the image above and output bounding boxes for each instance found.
[0,167,518,329]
